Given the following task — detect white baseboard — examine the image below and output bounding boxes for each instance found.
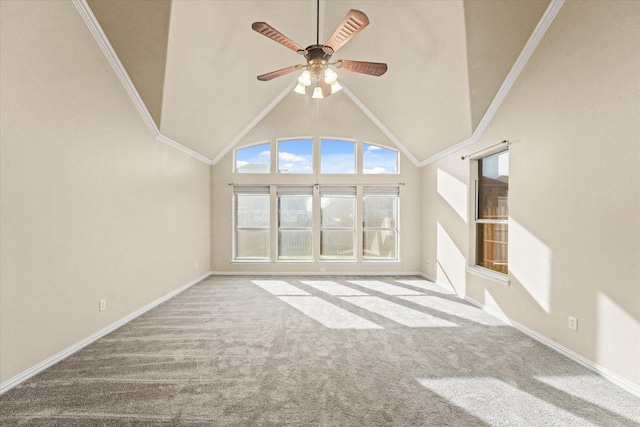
[209,270,426,277]
[464,295,640,398]
[0,272,212,395]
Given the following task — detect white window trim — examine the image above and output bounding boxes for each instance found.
[468,148,509,284]
[467,266,510,286]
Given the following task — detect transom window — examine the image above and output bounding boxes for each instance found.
[234,140,398,175]
[320,139,356,174]
[364,143,398,174]
[235,143,270,173]
[278,139,313,174]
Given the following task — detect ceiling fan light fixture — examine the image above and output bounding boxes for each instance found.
[330,80,343,94]
[312,86,324,99]
[298,69,312,86]
[294,82,307,95]
[324,68,338,84]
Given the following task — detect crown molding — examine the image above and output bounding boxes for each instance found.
[73,0,213,165]
[75,0,564,169]
[418,0,565,167]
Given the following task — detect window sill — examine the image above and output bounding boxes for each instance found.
[232,260,271,264]
[466,266,510,286]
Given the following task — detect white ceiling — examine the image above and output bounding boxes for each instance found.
[86,0,550,164]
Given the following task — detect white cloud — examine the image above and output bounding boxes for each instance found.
[259,150,270,157]
[366,145,382,151]
[279,152,306,162]
[364,167,387,174]
[236,160,248,167]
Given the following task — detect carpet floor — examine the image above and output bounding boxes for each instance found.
[1,275,639,426]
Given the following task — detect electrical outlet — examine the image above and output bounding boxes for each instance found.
[195,261,199,269]
[99,299,106,312]
[568,316,578,331]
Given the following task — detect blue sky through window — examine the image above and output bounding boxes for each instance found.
[278,139,312,174]
[321,139,355,174]
[363,144,398,174]
[236,143,270,173]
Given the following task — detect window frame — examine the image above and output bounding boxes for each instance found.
[276,138,314,174]
[362,186,400,262]
[363,142,399,175]
[234,141,272,174]
[319,186,357,261]
[276,186,314,261]
[320,138,357,174]
[233,186,271,262]
[467,149,510,285]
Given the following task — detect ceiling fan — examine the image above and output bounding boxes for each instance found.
[252,2,387,98]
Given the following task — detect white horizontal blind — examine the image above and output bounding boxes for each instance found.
[363,186,400,196]
[320,186,357,197]
[234,186,270,195]
[277,186,313,196]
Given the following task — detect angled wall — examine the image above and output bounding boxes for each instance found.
[0,1,210,385]
[422,0,640,389]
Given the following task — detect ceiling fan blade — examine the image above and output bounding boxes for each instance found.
[336,60,388,76]
[324,9,369,53]
[252,22,305,53]
[257,65,302,81]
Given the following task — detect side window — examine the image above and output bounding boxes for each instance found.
[234,186,270,260]
[235,143,270,173]
[363,187,399,261]
[277,139,313,174]
[475,150,509,273]
[363,144,398,174]
[277,187,313,260]
[320,139,356,174]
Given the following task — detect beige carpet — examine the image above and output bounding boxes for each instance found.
[1,275,639,426]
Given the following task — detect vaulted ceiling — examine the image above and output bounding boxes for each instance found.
[86,0,549,165]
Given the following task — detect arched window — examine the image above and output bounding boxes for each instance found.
[235,143,270,173]
[320,139,356,174]
[363,143,398,174]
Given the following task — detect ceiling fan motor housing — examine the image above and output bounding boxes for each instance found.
[304,44,333,80]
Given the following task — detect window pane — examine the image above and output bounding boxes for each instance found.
[321,230,355,259]
[278,230,312,259]
[321,139,355,174]
[321,197,355,227]
[476,223,508,274]
[236,195,269,227]
[279,196,312,227]
[478,151,509,220]
[363,144,398,174]
[236,143,270,173]
[278,139,312,174]
[236,230,269,259]
[363,230,397,260]
[363,196,398,228]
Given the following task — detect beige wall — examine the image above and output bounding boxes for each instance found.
[0,1,210,384]
[210,92,422,274]
[422,0,640,387]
